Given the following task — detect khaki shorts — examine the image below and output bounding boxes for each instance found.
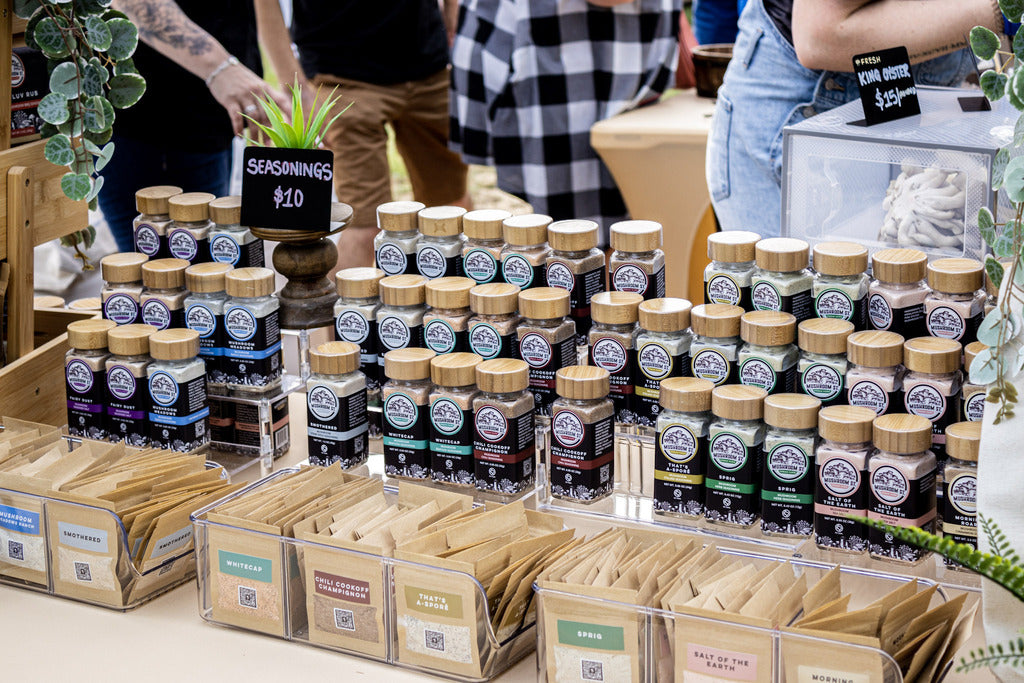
[313,69,468,228]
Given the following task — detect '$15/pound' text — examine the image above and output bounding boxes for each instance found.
[874,85,916,111]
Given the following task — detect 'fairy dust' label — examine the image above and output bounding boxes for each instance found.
[376,242,410,275]
[134,223,163,257]
[550,412,613,501]
[142,298,183,331]
[692,348,734,386]
[106,365,148,446]
[169,229,209,263]
[66,360,105,439]
[654,423,705,516]
[104,293,140,325]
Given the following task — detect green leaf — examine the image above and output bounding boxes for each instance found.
[82,62,105,97]
[1003,156,1024,202]
[987,254,1005,293]
[43,134,75,166]
[1001,0,1024,24]
[85,174,104,203]
[13,0,41,19]
[37,92,70,125]
[982,70,1008,102]
[978,308,1020,346]
[48,61,81,99]
[60,172,92,202]
[971,26,1001,60]
[84,126,112,146]
[970,347,999,385]
[83,14,112,51]
[35,17,70,58]
[113,57,137,76]
[83,95,106,132]
[57,115,84,137]
[106,18,138,61]
[92,141,114,172]
[979,212,1017,258]
[40,122,58,138]
[993,149,1010,190]
[88,196,99,212]
[107,73,145,108]
[72,154,94,176]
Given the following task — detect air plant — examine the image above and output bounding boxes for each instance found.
[243,78,350,150]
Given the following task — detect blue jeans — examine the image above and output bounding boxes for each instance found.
[705,0,975,236]
[692,0,747,45]
[98,134,232,252]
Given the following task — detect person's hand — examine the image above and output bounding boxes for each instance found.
[208,61,292,136]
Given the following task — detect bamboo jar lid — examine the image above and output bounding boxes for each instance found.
[548,219,599,252]
[964,341,986,371]
[798,318,853,355]
[476,358,529,393]
[755,237,809,272]
[225,267,275,298]
[463,209,511,240]
[927,258,984,293]
[711,384,766,420]
[610,220,662,252]
[35,295,65,309]
[847,330,904,367]
[812,241,868,276]
[691,304,743,338]
[431,352,483,386]
[519,287,570,319]
[470,283,520,315]
[740,310,796,346]
[764,393,821,429]
[168,192,215,222]
[336,267,385,299]
[871,248,927,283]
[108,324,157,355]
[903,336,961,374]
[67,319,118,350]
[818,405,876,443]
[101,252,148,283]
[556,365,609,400]
[384,347,435,380]
[418,206,466,237]
[707,230,761,262]
[660,377,713,412]
[379,274,426,306]
[209,195,241,225]
[946,421,981,462]
[377,201,424,231]
[142,258,189,289]
[639,297,691,332]
[186,262,232,293]
[426,277,474,309]
[69,297,101,311]
[311,341,360,375]
[150,328,200,360]
[873,413,933,454]
[503,214,552,246]
[136,185,182,215]
[591,291,643,325]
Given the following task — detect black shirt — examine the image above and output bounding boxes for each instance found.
[763,0,794,45]
[291,0,448,85]
[115,0,261,152]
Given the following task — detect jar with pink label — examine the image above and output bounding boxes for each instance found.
[925,258,984,345]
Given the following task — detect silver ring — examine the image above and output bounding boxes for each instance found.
[244,104,258,114]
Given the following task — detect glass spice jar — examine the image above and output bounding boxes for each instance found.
[501,213,552,290]
[208,195,265,268]
[377,274,428,365]
[101,252,148,325]
[185,262,231,392]
[689,304,743,387]
[902,336,962,461]
[375,201,423,276]
[66,319,118,440]
[846,330,905,416]
[306,341,368,469]
[517,287,577,417]
[589,291,642,424]
[429,352,482,486]
[147,329,209,452]
[166,192,215,264]
[869,248,928,338]
[473,358,536,495]
[704,230,760,309]
[423,276,475,355]
[549,365,614,502]
[737,310,798,395]
[942,421,980,569]
[962,341,987,422]
[635,297,693,430]
[462,209,511,284]
[751,237,813,321]
[223,267,283,395]
[335,267,385,396]
[814,405,876,554]
[706,384,767,527]
[133,185,182,258]
[468,283,521,360]
[653,377,713,518]
[382,348,436,480]
[812,241,869,330]
[761,393,820,537]
[105,324,157,446]
[609,220,665,300]
[925,258,985,345]
[140,258,189,331]
[797,318,853,407]
[416,205,466,279]
[546,219,607,347]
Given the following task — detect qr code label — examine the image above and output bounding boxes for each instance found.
[74,561,92,582]
[581,659,604,681]
[7,539,24,561]
[158,561,175,576]
[238,585,258,609]
[333,608,355,631]
[425,629,445,652]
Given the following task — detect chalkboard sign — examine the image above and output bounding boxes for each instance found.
[852,46,920,126]
[240,147,334,231]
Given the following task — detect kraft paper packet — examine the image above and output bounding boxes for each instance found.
[880,584,939,653]
[138,484,245,571]
[491,533,577,635]
[0,488,47,586]
[801,565,841,615]
[208,523,289,637]
[902,625,948,683]
[796,604,883,636]
[796,594,852,625]
[780,627,893,683]
[929,596,979,682]
[47,498,128,607]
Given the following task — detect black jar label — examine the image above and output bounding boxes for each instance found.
[549,412,613,501]
[469,322,515,360]
[106,365,148,446]
[847,379,900,416]
[520,333,578,416]
[590,337,636,423]
[103,293,140,325]
[814,458,868,552]
[705,432,759,526]
[224,306,282,388]
[904,384,958,460]
[474,406,535,493]
[869,294,925,338]
[705,273,751,309]
[761,441,814,535]
[335,308,380,390]
[635,342,690,428]
[942,471,977,549]
[168,229,211,264]
[376,242,413,275]
[134,222,168,258]
[416,245,459,279]
[186,303,224,383]
[307,385,369,468]
[868,464,936,561]
[430,399,474,485]
[383,393,429,478]
[501,254,543,289]
[211,234,265,268]
[424,319,469,355]
[612,263,665,300]
[691,348,736,387]
[141,299,184,331]
[800,363,844,406]
[66,361,106,439]
[653,423,705,516]
[546,260,605,345]
[148,372,209,452]
[752,281,812,321]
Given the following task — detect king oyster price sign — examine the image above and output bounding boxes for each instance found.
[852,46,920,126]
[240,146,334,231]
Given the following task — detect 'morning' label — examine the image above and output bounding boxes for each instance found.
[376,242,409,275]
[927,305,965,340]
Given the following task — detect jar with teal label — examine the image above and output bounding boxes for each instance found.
[374,201,423,276]
[500,214,551,289]
[429,352,482,485]
[382,348,435,480]
[423,277,475,354]
[462,209,510,284]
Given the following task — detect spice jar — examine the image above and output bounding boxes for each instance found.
[133,185,181,258]
[166,192,214,264]
[868,414,937,563]
[335,267,385,395]
[738,310,798,395]
[468,283,521,360]
[377,274,427,363]
[690,304,743,386]
[462,209,511,284]
[223,267,283,394]
[382,348,435,479]
[101,252,148,325]
[761,393,820,536]
[653,377,713,517]
[35,295,66,309]
[925,258,985,344]
[797,318,853,407]
[814,405,875,553]
[375,201,423,276]
[518,287,577,417]
[66,319,118,440]
[105,324,157,446]
[549,366,614,502]
[609,220,665,300]
[185,262,231,391]
[474,358,535,494]
[589,291,643,424]
[812,241,869,329]
[962,341,987,422]
[423,277,475,354]
[869,248,928,338]
[69,297,101,312]
[704,230,759,309]
[635,298,693,429]
[429,352,482,485]
[141,258,189,330]
[546,219,607,346]
[501,213,551,289]
[416,206,466,279]
[306,341,368,468]
[845,330,905,416]
[751,237,813,321]
[902,336,962,461]
[147,329,209,452]
[943,421,980,568]
[208,195,265,268]
[706,384,767,527]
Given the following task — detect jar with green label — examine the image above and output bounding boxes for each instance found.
[690,304,743,386]
[549,366,614,502]
[429,352,482,486]
[704,230,759,309]
[751,238,813,321]
[706,385,767,527]
[635,298,693,430]
[943,421,980,570]
[653,377,713,518]
[463,209,510,284]
[962,341,987,422]
[797,318,853,407]
[501,214,551,289]
[812,241,869,329]
[423,277,475,355]
[416,206,466,279]
[474,358,535,495]
[846,330,904,416]
[375,201,423,276]
[383,348,436,480]
[306,341,368,468]
[738,310,798,395]
[468,283,521,360]
[589,291,643,425]
[761,393,820,537]
[609,220,665,300]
